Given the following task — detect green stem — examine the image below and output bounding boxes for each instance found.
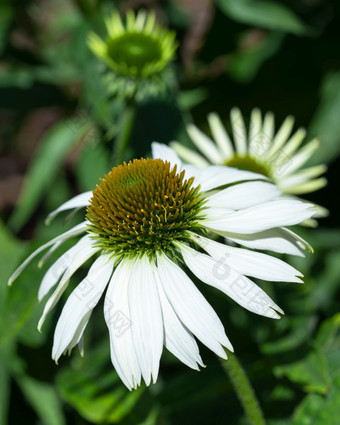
[112,101,136,166]
[221,352,266,425]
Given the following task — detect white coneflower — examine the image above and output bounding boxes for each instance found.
[171,108,327,226]
[88,10,177,99]
[9,144,316,390]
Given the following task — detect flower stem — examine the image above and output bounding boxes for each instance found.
[221,352,266,425]
[112,101,136,166]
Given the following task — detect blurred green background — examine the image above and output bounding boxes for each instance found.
[1,0,340,424]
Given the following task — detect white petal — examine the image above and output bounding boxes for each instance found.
[222,227,311,256]
[230,108,247,155]
[38,236,99,330]
[155,273,204,370]
[128,256,163,385]
[208,113,234,159]
[178,242,282,319]
[264,115,294,158]
[260,111,275,155]
[104,260,141,390]
[278,128,306,158]
[45,192,93,225]
[156,253,233,358]
[281,178,327,195]
[188,232,302,282]
[202,200,316,234]
[194,166,267,192]
[8,222,87,286]
[38,235,99,301]
[52,254,114,362]
[38,240,63,268]
[205,181,281,210]
[186,124,222,164]
[170,141,210,167]
[248,109,263,157]
[278,165,327,190]
[151,142,183,171]
[279,138,320,177]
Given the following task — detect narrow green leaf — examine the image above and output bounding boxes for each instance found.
[0,345,13,425]
[75,139,109,191]
[16,376,66,425]
[8,118,88,232]
[217,0,308,35]
[57,340,143,423]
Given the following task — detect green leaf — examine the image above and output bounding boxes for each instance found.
[57,340,143,423]
[275,314,340,394]
[217,0,308,35]
[0,219,26,309]
[0,344,13,425]
[8,118,89,232]
[16,376,66,425]
[229,31,284,82]
[75,138,110,191]
[293,371,340,425]
[308,72,340,165]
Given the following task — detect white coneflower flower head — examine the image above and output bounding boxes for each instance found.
[9,145,317,390]
[88,10,177,100]
[171,108,328,225]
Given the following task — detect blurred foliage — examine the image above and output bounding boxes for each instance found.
[0,0,340,424]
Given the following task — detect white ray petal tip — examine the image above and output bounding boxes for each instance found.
[37,321,44,333]
[45,213,55,226]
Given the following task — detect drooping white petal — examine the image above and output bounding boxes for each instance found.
[104,260,141,390]
[8,222,87,286]
[38,235,99,301]
[202,200,316,234]
[193,165,266,192]
[177,242,282,319]
[208,113,234,159]
[188,232,302,282]
[155,272,204,370]
[186,124,222,164]
[38,240,63,268]
[45,192,93,225]
[170,141,210,167]
[38,236,99,330]
[52,254,114,362]
[230,108,247,155]
[205,181,281,210]
[151,142,183,171]
[65,311,91,356]
[156,253,233,358]
[128,257,163,385]
[221,227,312,256]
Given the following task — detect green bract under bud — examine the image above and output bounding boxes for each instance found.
[88,10,177,100]
[86,159,205,257]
